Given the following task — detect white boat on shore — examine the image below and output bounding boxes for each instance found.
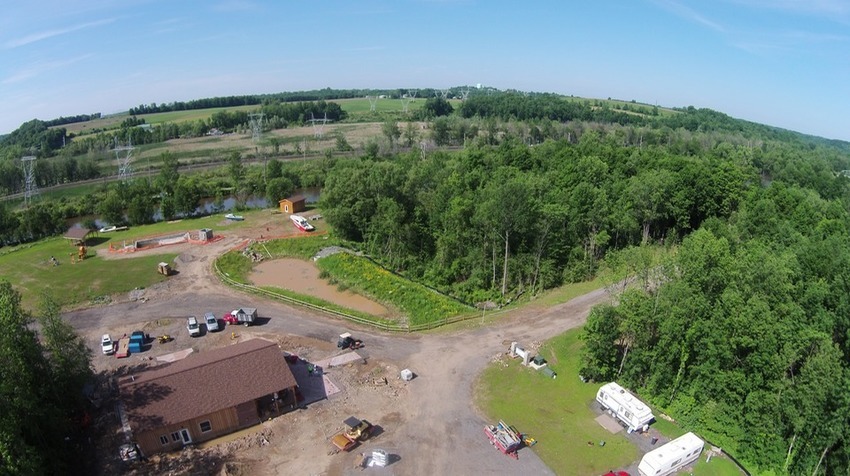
[290,214,315,231]
[224,213,244,221]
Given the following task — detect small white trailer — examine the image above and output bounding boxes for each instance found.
[638,432,704,476]
[596,382,654,433]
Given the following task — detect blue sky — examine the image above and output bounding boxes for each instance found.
[2,0,849,140]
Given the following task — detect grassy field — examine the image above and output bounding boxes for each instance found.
[476,328,746,475]
[0,211,253,310]
[332,97,461,115]
[140,105,258,125]
[0,236,177,310]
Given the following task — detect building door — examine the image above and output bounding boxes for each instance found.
[284,204,289,212]
[180,428,192,444]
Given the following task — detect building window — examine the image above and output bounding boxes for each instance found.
[159,435,169,445]
[199,421,212,433]
[171,432,180,442]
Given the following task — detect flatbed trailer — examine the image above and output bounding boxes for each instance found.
[115,337,130,358]
[485,420,522,459]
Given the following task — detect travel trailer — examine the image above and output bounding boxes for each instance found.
[638,432,704,476]
[596,382,654,433]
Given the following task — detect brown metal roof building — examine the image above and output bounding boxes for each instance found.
[119,338,298,456]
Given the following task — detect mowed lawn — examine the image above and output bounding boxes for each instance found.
[0,211,255,310]
[476,329,746,475]
[476,330,638,475]
[0,236,177,310]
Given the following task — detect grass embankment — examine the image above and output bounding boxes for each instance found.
[217,236,399,326]
[476,328,745,475]
[315,252,471,327]
[216,235,472,328]
[0,212,252,310]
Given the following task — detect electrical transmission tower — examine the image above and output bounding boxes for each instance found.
[461,88,470,102]
[309,112,329,138]
[367,96,378,112]
[249,112,264,145]
[114,138,135,182]
[249,112,266,182]
[439,89,449,100]
[21,156,38,207]
[400,96,412,113]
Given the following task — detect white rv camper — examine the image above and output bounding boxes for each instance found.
[596,382,654,433]
[638,432,704,476]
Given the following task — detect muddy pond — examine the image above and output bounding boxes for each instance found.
[249,258,390,316]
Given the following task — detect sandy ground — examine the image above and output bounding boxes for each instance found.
[67,212,612,476]
[250,258,391,317]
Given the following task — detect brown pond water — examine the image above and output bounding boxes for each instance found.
[249,258,390,316]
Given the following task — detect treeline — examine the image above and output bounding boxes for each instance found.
[459,92,653,125]
[129,95,261,115]
[0,119,66,156]
[43,113,101,127]
[0,155,100,195]
[128,88,365,115]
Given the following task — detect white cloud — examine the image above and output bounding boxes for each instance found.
[2,55,94,84]
[651,0,726,32]
[4,18,115,49]
[728,0,850,17]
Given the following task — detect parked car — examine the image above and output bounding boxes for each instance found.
[204,312,220,332]
[101,334,115,355]
[187,316,201,337]
[603,472,630,476]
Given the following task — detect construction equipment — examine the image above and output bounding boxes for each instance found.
[337,332,363,350]
[157,335,173,344]
[331,417,373,452]
[484,420,523,459]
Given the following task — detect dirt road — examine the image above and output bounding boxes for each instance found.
[66,221,611,475]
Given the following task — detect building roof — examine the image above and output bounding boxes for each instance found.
[119,338,297,433]
[279,195,305,203]
[63,227,92,241]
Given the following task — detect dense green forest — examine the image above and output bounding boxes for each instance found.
[580,185,850,473]
[0,282,93,474]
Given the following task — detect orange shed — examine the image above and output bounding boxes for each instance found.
[279,195,306,214]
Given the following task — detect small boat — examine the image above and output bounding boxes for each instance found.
[98,225,128,233]
[290,214,315,231]
[224,213,244,221]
